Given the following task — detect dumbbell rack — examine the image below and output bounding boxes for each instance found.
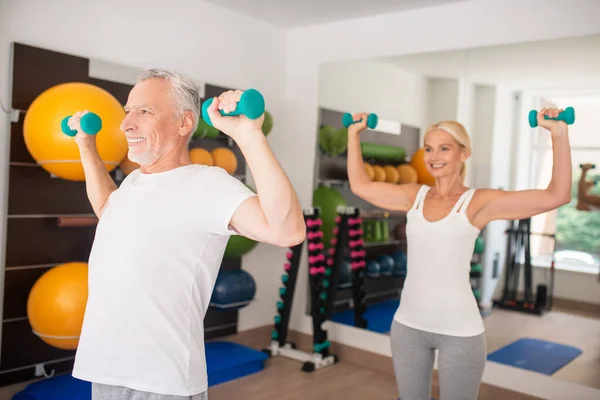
[264,208,338,373]
[329,206,368,328]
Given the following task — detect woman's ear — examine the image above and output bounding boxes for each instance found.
[460,147,471,163]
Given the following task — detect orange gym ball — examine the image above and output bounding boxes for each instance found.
[211,147,238,174]
[119,155,140,176]
[410,147,435,186]
[27,262,89,350]
[189,148,214,166]
[23,82,128,181]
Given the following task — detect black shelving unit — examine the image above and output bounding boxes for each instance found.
[311,107,420,325]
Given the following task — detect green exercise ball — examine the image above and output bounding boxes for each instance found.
[224,234,258,258]
[474,236,485,254]
[262,110,273,136]
[318,124,347,156]
[224,184,257,258]
[312,187,347,248]
[193,117,220,139]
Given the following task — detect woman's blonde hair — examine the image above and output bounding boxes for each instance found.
[424,120,471,182]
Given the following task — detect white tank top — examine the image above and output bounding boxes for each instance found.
[393,185,485,337]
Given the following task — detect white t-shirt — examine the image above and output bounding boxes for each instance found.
[72,164,256,396]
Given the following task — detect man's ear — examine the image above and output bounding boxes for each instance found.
[179,111,195,137]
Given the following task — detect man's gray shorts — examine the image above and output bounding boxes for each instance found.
[92,383,208,400]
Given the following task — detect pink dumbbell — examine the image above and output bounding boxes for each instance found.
[307,231,323,240]
[349,217,363,225]
[350,250,365,258]
[351,260,366,269]
[327,258,334,266]
[306,219,323,228]
[308,242,324,251]
[286,252,293,260]
[330,238,337,246]
[284,263,291,272]
[349,239,364,248]
[309,254,325,264]
[335,216,341,223]
[349,229,363,236]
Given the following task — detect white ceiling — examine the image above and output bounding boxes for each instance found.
[202,0,468,28]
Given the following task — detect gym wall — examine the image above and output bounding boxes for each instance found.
[318,59,427,130]
[0,42,247,387]
[1,0,289,352]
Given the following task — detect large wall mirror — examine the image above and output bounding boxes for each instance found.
[308,34,600,391]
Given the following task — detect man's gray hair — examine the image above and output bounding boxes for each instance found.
[137,68,202,135]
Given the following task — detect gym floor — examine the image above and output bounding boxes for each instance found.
[1,303,598,399]
[0,356,539,400]
[483,302,600,390]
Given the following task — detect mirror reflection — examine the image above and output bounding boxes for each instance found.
[310,34,600,390]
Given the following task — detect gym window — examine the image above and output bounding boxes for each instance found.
[529,94,600,275]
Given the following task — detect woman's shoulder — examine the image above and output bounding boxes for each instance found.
[468,187,507,213]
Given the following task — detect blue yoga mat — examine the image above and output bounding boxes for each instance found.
[206,341,269,386]
[331,299,399,333]
[13,341,268,400]
[487,338,582,375]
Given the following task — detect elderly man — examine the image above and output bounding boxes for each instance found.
[69,69,306,400]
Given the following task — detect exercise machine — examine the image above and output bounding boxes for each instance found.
[494,218,555,315]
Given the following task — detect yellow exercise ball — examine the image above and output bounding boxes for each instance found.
[27,262,89,350]
[372,165,386,182]
[410,147,435,186]
[120,155,140,176]
[384,165,400,183]
[23,82,128,181]
[212,147,238,174]
[189,148,214,166]
[397,164,419,184]
[364,163,375,180]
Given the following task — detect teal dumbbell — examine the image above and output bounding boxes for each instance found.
[314,341,331,352]
[279,287,287,296]
[528,107,575,128]
[274,315,281,324]
[580,164,596,169]
[60,112,102,137]
[281,275,289,284]
[271,331,279,340]
[342,113,378,129]
[201,88,265,127]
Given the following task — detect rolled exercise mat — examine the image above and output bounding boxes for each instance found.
[360,142,406,163]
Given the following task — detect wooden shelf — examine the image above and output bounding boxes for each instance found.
[57,216,98,228]
[363,239,405,248]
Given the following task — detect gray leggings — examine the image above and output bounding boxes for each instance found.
[390,320,486,400]
[91,383,208,400]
